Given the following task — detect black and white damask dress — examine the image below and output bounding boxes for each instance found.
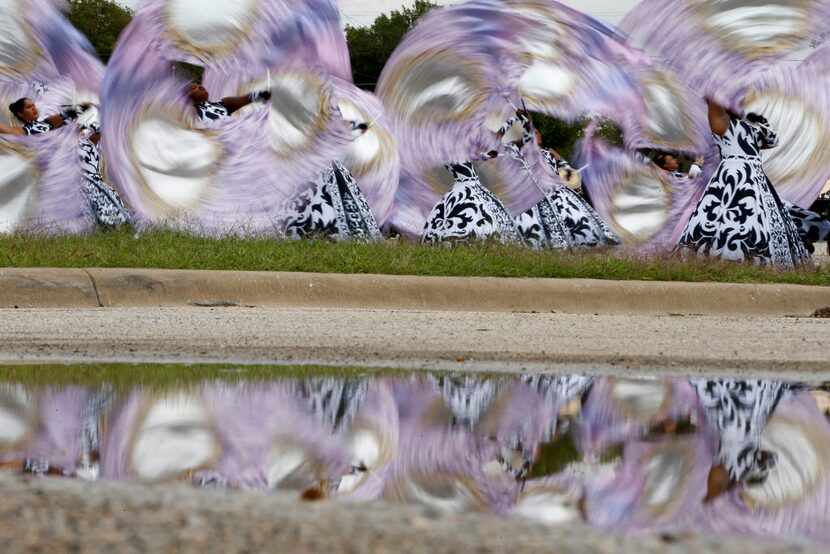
[422,155,522,245]
[23,120,132,229]
[677,116,810,268]
[194,101,230,122]
[513,119,619,250]
[283,159,383,242]
[281,121,382,242]
[784,202,830,251]
[691,379,801,484]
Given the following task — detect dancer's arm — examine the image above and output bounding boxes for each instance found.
[746,113,779,149]
[707,100,730,137]
[0,122,25,136]
[220,90,271,115]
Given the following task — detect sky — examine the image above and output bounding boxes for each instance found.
[117,1,640,27]
[339,0,639,26]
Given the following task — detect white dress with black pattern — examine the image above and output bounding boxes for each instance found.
[23,121,131,229]
[692,379,801,484]
[282,160,382,241]
[516,148,620,249]
[195,101,230,122]
[785,202,830,248]
[422,159,522,245]
[677,116,810,268]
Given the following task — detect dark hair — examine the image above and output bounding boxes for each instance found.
[654,153,672,169]
[8,98,29,122]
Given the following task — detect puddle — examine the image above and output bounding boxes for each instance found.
[1,370,829,544]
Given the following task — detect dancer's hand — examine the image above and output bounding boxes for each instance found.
[249,90,272,103]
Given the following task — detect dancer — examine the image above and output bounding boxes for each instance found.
[787,203,830,254]
[187,83,271,122]
[677,101,810,268]
[516,119,619,249]
[421,115,522,245]
[282,109,383,241]
[3,98,132,229]
[654,153,704,180]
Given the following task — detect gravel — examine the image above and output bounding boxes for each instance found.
[0,474,819,554]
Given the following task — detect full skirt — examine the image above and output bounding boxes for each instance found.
[678,159,810,268]
[284,161,382,241]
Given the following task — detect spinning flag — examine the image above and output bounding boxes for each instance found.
[622,0,830,209]
[142,0,352,83]
[101,0,361,235]
[0,0,105,233]
[577,123,714,250]
[620,0,830,113]
[203,65,399,229]
[101,11,289,235]
[378,0,707,239]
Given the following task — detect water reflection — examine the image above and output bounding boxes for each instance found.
[1,373,829,543]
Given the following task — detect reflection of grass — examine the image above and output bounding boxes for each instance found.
[2,228,829,285]
[0,365,514,392]
[0,363,399,391]
[528,424,582,479]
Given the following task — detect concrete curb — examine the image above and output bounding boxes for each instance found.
[1,267,829,316]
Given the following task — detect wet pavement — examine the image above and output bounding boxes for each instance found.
[2,369,829,546]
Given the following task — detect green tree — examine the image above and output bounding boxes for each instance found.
[532,114,623,161]
[66,0,133,62]
[346,0,438,89]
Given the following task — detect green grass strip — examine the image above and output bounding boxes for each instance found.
[1,228,828,286]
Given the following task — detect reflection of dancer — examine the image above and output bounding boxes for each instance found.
[0,386,108,479]
[516,121,620,249]
[678,101,810,267]
[3,98,132,229]
[691,378,801,501]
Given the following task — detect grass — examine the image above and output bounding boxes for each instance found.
[1,228,829,286]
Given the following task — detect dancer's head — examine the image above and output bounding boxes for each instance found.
[654,153,679,172]
[9,98,37,123]
[187,83,209,104]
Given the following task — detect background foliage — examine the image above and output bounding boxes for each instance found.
[67,0,133,62]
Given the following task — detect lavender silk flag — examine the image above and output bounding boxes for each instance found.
[378,0,707,239]
[621,0,830,113]
[375,2,556,237]
[142,0,352,83]
[0,0,104,233]
[0,125,94,234]
[204,63,399,228]
[576,127,712,251]
[101,11,297,236]
[743,63,830,209]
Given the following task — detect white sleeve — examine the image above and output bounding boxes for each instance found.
[688,164,702,179]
